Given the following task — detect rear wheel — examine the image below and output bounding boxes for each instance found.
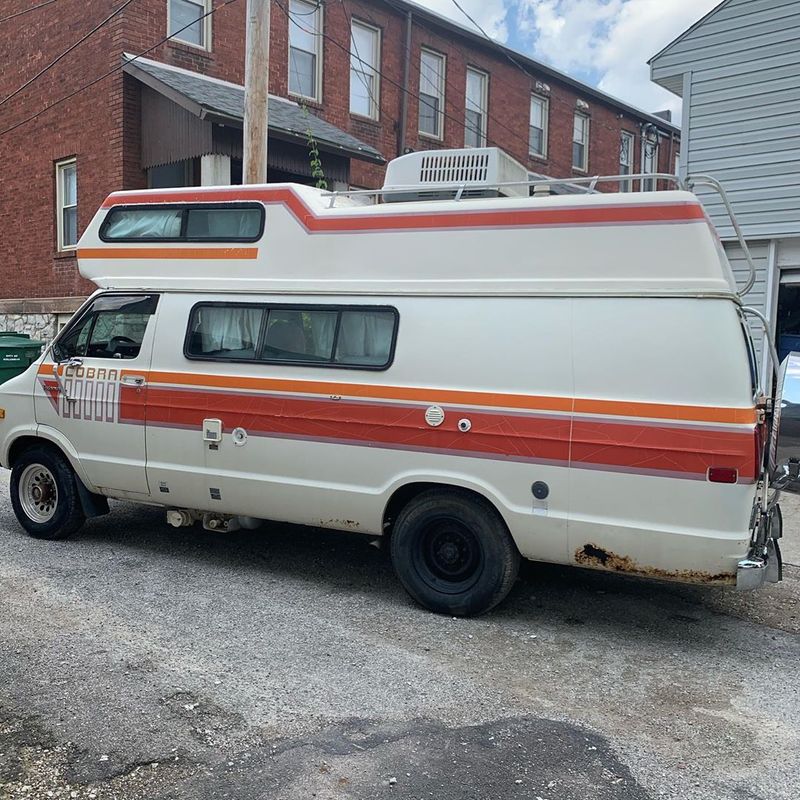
[10,446,85,540]
[390,489,520,616]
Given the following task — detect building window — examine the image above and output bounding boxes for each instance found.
[56,159,77,251]
[289,0,323,102]
[572,114,589,172]
[419,49,445,139]
[168,0,211,50]
[642,136,659,191]
[464,67,488,148]
[350,20,380,120]
[529,95,548,158]
[620,131,634,192]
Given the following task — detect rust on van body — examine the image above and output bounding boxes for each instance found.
[575,543,735,585]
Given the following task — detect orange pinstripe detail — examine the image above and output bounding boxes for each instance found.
[145,370,755,424]
[37,364,756,424]
[78,247,258,260]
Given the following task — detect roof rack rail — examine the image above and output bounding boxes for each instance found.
[324,173,687,208]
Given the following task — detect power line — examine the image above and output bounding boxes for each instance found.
[0,0,241,138]
[1,0,138,108]
[0,0,60,25]
[276,0,517,155]
[376,0,540,155]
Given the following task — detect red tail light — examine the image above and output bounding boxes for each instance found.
[708,467,738,484]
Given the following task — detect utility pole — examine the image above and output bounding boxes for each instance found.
[243,0,270,184]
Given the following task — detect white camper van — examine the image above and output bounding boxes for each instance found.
[0,148,790,616]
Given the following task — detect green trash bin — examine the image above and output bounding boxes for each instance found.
[0,332,46,385]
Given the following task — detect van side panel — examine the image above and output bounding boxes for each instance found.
[568,297,757,582]
[144,293,574,565]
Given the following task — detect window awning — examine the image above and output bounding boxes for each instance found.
[122,54,385,171]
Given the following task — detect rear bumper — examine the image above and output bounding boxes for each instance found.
[737,533,783,591]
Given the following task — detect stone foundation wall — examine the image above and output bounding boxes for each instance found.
[0,313,57,342]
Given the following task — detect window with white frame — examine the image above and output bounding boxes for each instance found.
[289,0,323,102]
[529,95,548,158]
[620,131,634,192]
[168,0,211,49]
[464,67,488,148]
[419,49,445,139]
[642,136,658,191]
[572,113,589,171]
[56,159,77,251]
[350,20,380,120]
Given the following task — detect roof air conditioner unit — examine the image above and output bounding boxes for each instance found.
[381,147,530,203]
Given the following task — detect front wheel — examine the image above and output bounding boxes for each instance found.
[390,489,520,616]
[10,446,85,540]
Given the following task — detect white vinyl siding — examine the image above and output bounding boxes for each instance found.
[529,95,548,158]
[620,131,634,192]
[56,159,77,251]
[350,20,380,120]
[464,68,488,148]
[289,0,323,102]
[419,49,445,139]
[572,113,589,171]
[168,0,211,50]
[650,0,800,240]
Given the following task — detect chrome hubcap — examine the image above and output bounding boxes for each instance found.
[19,464,58,523]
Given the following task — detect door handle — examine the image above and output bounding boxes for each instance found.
[121,375,146,387]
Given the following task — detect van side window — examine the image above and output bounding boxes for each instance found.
[187,305,265,360]
[56,295,159,360]
[263,309,337,362]
[100,204,264,243]
[185,304,399,370]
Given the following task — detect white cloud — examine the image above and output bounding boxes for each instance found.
[517,0,722,120]
[408,0,509,42]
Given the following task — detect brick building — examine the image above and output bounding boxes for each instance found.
[0,0,680,337]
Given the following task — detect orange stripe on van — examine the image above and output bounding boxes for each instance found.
[77,247,258,260]
[99,186,707,233]
[37,364,756,425]
[144,370,756,424]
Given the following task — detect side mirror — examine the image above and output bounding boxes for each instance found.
[771,352,800,494]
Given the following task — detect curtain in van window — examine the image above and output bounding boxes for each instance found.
[104,209,183,239]
[194,306,263,358]
[335,310,394,366]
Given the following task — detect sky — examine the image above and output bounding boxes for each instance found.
[412,0,724,122]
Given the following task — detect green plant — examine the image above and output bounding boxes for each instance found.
[301,104,328,191]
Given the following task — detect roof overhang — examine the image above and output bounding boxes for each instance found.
[122,54,385,165]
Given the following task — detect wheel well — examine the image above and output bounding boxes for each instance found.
[382,482,503,536]
[8,436,59,468]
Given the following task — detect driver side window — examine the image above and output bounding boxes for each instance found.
[57,294,159,360]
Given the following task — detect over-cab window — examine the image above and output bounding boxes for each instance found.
[55,295,159,361]
[100,204,264,242]
[186,304,399,370]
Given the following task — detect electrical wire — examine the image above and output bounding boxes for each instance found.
[276,0,515,154]
[0,0,61,25]
[1,0,138,108]
[0,0,241,138]
[344,0,556,159]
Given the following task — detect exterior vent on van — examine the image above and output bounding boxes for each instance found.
[382,147,530,203]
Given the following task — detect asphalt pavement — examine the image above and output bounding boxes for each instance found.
[1,468,798,800]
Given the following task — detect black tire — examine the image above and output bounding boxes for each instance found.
[10,446,85,540]
[390,489,520,616]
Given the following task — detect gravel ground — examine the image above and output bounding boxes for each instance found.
[1,468,798,800]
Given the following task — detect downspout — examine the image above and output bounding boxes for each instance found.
[398,9,413,156]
